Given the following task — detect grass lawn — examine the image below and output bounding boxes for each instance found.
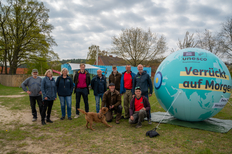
[0,84,232,154]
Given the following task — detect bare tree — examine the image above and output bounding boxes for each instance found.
[219,17,232,59]
[111,27,167,66]
[177,31,198,49]
[197,29,225,58]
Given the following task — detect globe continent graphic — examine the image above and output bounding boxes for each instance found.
[154,48,232,121]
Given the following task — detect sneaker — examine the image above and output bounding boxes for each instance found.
[32,118,37,122]
[148,119,152,125]
[74,114,79,118]
[68,117,72,120]
[116,120,120,124]
[60,117,65,120]
[46,119,53,123]
[136,124,142,128]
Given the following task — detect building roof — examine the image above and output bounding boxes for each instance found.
[99,55,128,66]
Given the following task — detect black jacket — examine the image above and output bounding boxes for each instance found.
[56,75,74,96]
[91,75,107,96]
[73,69,90,94]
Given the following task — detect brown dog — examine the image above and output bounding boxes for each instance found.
[78,107,112,131]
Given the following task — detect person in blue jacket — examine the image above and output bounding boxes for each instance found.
[91,69,107,113]
[120,65,136,119]
[41,69,57,125]
[132,64,153,124]
[56,68,74,120]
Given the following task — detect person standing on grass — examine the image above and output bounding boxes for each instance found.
[73,63,90,118]
[41,69,57,125]
[132,64,153,124]
[56,68,74,120]
[101,83,122,124]
[91,69,107,113]
[129,87,151,128]
[21,69,43,122]
[120,65,135,119]
[109,65,122,92]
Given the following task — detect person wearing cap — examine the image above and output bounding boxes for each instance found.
[101,83,122,124]
[73,63,91,118]
[91,69,107,113]
[21,69,43,122]
[120,65,136,119]
[109,65,122,91]
[129,87,151,128]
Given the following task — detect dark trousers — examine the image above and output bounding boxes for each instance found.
[144,94,151,119]
[41,100,54,121]
[76,88,89,115]
[29,96,43,119]
[106,105,122,122]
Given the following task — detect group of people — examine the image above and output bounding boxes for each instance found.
[22,63,153,128]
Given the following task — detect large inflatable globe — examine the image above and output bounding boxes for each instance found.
[154,48,232,121]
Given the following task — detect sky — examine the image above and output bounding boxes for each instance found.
[32,0,232,59]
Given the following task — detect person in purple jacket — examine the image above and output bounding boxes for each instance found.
[129,87,151,128]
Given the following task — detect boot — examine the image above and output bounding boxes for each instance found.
[42,121,46,125]
[46,119,53,123]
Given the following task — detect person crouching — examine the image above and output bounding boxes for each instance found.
[129,87,151,128]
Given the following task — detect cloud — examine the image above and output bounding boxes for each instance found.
[37,0,232,60]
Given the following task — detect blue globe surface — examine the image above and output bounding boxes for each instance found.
[154,48,232,121]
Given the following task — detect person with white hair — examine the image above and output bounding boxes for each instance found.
[56,68,74,120]
[91,69,107,113]
[41,69,57,125]
[21,69,42,122]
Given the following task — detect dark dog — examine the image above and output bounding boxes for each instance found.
[78,107,112,131]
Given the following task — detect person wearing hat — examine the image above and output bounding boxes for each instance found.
[21,69,43,122]
[101,83,122,124]
[129,87,151,128]
[109,65,122,91]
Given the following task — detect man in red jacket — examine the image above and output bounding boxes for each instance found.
[129,87,151,128]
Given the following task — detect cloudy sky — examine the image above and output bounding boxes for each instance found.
[40,0,232,60]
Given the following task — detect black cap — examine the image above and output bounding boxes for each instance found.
[135,86,141,90]
[109,83,115,86]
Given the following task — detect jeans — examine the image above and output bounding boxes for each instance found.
[144,94,151,119]
[59,96,72,118]
[41,100,54,121]
[29,96,43,119]
[95,93,103,113]
[76,88,89,115]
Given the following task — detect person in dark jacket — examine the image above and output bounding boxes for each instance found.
[21,69,42,122]
[129,87,151,128]
[41,69,57,125]
[91,69,107,113]
[73,63,91,118]
[132,64,153,98]
[56,68,74,120]
[101,83,122,124]
[109,65,122,91]
[120,65,136,119]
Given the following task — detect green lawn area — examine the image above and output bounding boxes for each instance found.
[0,84,232,154]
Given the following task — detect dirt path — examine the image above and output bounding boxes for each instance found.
[0,102,59,126]
[0,95,26,98]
